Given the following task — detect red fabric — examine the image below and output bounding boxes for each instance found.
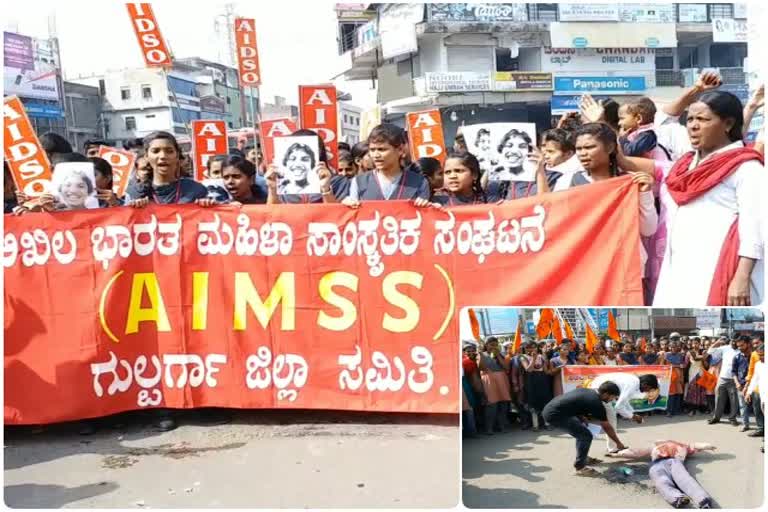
[707,220,741,305]
[463,355,478,376]
[666,147,763,305]
[665,147,763,205]
[4,177,643,425]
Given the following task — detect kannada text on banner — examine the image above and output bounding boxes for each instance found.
[4,176,642,424]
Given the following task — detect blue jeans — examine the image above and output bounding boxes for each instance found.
[667,394,683,415]
[739,390,751,428]
[551,416,592,469]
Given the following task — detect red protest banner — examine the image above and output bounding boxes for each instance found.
[260,118,298,166]
[97,146,136,197]
[406,109,447,165]
[4,176,643,425]
[3,96,53,197]
[299,85,339,169]
[191,120,228,182]
[234,18,261,87]
[125,3,173,68]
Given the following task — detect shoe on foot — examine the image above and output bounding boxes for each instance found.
[729,419,739,426]
[586,456,602,465]
[699,498,712,509]
[740,425,750,432]
[574,466,599,477]
[748,430,764,437]
[672,496,691,508]
[707,418,720,425]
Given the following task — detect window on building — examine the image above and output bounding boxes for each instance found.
[678,46,700,69]
[120,87,131,100]
[142,85,152,100]
[146,114,156,119]
[125,116,136,130]
[709,3,734,19]
[655,55,674,70]
[710,43,747,68]
[98,79,106,97]
[228,122,234,128]
[226,97,231,105]
[447,46,494,73]
[344,114,349,123]
[495,48,519,72]
[529,3,558,21]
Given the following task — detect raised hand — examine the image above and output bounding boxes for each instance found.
[695,71,722,92]
[579,94,604,124]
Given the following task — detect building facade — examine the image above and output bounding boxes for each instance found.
[70,59,259,147]
[335,3,750,141]
[63,81,102,152]
[3,32,67,137]
[339,102,363,144]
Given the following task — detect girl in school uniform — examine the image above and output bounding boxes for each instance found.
[337,124,432,207]
[432,152,487,207]
[127,131,213,208]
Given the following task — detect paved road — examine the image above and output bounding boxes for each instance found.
[5,410,459,508]
[463,413,764,509]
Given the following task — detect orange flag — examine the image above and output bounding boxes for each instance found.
[468,308,481,341]
[564,318,575,340]
[585,324,599,354]
[639,337,647,352]
[552,315,563,343]
[512,321,522,354]
[696,370,718,392]
[536,308,554,339]
[607,310,621,342]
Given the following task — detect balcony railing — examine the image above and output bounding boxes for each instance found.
[656,69,684,87]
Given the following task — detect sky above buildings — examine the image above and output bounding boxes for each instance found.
[4,0,377,108]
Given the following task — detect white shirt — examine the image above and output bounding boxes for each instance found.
[653,141,765,306]
[707,344,738,380]
[590,372,647,420]
[654,111,693,161]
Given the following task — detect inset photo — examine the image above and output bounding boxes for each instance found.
[461,307,764,509]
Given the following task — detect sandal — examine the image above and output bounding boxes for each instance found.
[574,466,600,477]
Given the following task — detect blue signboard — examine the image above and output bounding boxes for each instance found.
[484,308,519,335]
[24,102,64,118]
[587,308,618,331]
[526,321,536,335]
[551,94,612,114]
[554,76,646,94]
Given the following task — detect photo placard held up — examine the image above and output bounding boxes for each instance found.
[51,162,99,210]
[461,123,538,182]
[273,135,321,195]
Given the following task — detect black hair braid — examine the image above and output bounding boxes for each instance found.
[609,152,620,177]
[472,175,486,203]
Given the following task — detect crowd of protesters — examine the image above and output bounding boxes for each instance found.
[6,73,765,308]
[4,72,766,432]
[461,330,765,449]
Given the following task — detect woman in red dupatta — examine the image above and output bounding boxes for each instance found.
[653,91,764,307]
